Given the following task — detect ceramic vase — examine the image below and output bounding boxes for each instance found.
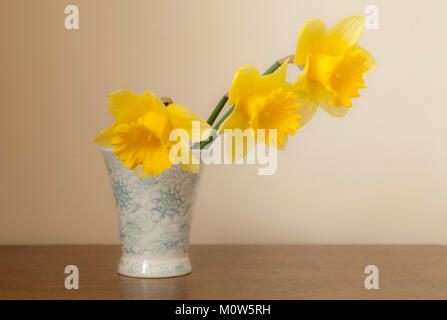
[101,148,201,278]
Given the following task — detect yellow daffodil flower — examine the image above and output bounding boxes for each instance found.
[292,16,376,126]
[218,58,302,161]
[93,89,210,177]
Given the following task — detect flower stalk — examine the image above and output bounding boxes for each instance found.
[206,94,228,126]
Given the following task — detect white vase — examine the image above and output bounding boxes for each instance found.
[101,148,201,278]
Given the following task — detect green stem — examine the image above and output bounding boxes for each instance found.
[262,61,281,76]
[199,105,234,149]
[206,95,228,126]
[200,60,283,149]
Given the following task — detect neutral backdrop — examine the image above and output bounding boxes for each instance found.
[1,0,446,244]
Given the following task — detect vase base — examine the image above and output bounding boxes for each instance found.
[117,255,192,278]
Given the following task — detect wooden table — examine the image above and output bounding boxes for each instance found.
[0,245,446,299]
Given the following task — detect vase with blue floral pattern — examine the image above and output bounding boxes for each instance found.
[101,148,201,278]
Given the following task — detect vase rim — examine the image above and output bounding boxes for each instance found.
[101,147,206,156]
[101,147,203,172]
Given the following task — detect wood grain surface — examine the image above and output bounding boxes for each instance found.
[0,245,446,299]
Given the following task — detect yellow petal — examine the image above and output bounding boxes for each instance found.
[277,135,288,150]
[217,104,250,135]
[320,102,349,117]
[140,110,171,145]
[224,129,256,163]
[179,162,200,174]
[107,89,165,123]
[142,143,173,176]
[92,122,118,147]
[228,60,288,107]
[294,19,327,66]
[328,16,365,51]
[172,139,200,173]
[166,103,211,142]
[228,65,259,106]
[179,149,201,174]
[293,61,330,112]
[133,164,151,179]
[358,46,377,74]
[297,103,319,127]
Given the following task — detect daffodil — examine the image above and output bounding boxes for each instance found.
[218,58,302,161]
[93,89,210,177]
[293,16,376,126]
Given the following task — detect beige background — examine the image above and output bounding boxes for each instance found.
[1,0,446,244]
